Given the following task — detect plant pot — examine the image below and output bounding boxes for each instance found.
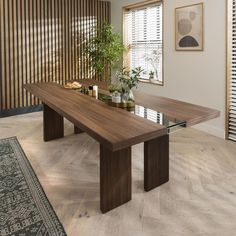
[122,90,134,103]
[112,92,121,103]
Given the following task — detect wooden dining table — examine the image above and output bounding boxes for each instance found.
[24,82,220,213]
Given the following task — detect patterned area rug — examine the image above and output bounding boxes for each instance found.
[0,137,67,236]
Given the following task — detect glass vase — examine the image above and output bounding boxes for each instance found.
[122,90,134,103]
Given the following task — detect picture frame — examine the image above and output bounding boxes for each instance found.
[175,3,204,51]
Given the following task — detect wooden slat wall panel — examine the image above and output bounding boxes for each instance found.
[0,0,110,112]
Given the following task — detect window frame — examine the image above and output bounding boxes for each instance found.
[122,0,164,86]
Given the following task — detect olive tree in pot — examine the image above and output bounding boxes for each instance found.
[85,23,124,81]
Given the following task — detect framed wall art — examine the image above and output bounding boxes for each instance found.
[175,3,204,51]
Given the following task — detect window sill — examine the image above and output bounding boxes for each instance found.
[139,79,163,86]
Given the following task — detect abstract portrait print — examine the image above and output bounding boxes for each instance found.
[175,3,203,51]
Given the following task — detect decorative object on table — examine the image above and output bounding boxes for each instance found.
[85,23,124,81]
[116,67,143,102]
[108,84,122,94]
[80,86,89,95]
[88,85,93,96]
[0,137,67,236]
[107,100,135,111]
[104,67,143,108]
[92,85,98,99]
[64,81,82,89]
[111,91,121,103]
[108,84,122,103]
[99,91,134,110]
[175,3,203,51]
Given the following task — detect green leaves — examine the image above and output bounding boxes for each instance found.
[85,23,124,77]
[108,84,122,93]
[116,67,143,91]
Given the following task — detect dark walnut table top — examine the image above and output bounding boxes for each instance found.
[133,91,220,127]
[74,79,220,127]
[25,81,220,150]
[24,83,167,151]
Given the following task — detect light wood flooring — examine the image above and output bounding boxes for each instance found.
[1,112,236,236]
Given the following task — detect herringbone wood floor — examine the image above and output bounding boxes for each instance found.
[1,112,236,236]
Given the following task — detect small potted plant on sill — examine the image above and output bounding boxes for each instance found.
[149,71,155,82]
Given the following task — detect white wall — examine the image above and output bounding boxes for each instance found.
[110,0,226,138]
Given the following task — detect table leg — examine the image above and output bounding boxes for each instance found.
[100,145,131,213]
[74,125,84,134]
[43,104,64,141]
[144,135,169,191]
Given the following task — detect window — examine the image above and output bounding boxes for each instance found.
[227,0,236,141]
[123,1,163,84]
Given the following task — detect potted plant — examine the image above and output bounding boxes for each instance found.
[108,84,122,94]
[149,71,155,82]
[143,47,162,82]
[108,84,122,103]
[85,23,124,81]
[116,67,143,102]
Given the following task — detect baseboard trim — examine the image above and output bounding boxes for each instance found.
[193,123,225,139]
[0,105,43,118]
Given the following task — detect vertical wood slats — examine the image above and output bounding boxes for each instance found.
[0,0,110,111]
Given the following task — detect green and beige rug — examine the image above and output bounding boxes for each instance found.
[0,137,67,236]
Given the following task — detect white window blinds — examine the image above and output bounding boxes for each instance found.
[228,0,236,141]
[124,3,163,83]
